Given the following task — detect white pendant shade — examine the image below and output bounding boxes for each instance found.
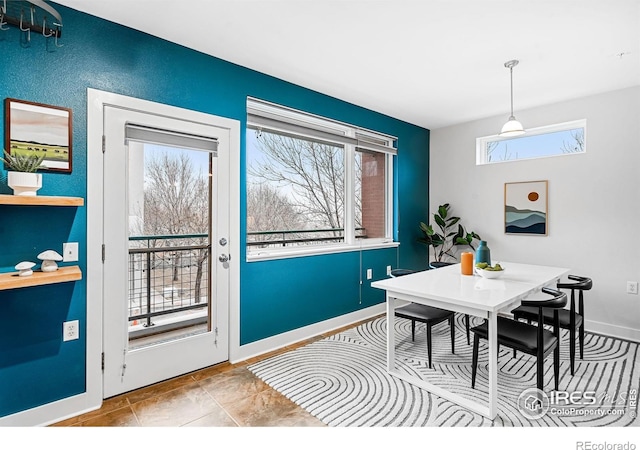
[499,116,525,137]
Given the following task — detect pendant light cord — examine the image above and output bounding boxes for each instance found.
[504,59,519,120]
[509,65,514,118]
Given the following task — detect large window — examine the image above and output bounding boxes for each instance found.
[476,119,586,165]
[246,98,396,259]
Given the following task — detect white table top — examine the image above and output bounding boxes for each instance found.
[371,261,570,314]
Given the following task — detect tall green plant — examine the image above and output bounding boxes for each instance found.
[418,203,481,263]
[1,150,45,173]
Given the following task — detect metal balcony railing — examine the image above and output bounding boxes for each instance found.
[128,234,210,330]
[127,228,366,334]
[247,227,367,248]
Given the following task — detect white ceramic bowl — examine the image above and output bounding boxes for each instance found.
[478,267,505,279]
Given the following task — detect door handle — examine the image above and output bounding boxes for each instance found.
[218,254,229,263]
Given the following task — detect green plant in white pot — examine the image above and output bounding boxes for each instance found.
[1,149,46,196]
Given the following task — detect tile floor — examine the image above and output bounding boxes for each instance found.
[51,320,374,427]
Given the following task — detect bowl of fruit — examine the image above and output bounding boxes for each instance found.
[475,262,505,279]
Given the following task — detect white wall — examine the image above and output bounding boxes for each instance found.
[430,86,640,341]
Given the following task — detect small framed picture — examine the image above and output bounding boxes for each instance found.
[4,98,73,173]
[504,180,548,235]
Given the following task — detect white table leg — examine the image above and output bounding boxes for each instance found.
[487,311,498,419]
[386,294,395,372]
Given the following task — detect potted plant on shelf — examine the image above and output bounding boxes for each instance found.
[418,203,482,264]
[1,149,45,196]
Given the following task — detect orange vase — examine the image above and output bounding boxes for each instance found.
[461,252,473,275]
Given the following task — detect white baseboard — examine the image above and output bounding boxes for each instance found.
[585,319,640,343]
[230,304,386,363]
[0,391,101,427]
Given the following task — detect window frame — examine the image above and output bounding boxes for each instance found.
[476,119,587,165]
[246,98,397,261]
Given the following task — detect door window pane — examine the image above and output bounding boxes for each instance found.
[128,142,212,349]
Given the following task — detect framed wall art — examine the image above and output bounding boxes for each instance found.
[4,98,73,173]
[504,180,548,235]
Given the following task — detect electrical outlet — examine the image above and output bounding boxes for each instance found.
[627,281,638,295]
[63,242,79,262]
[63,320,79,341]
[387,265,392,276]
[366,268,372,280]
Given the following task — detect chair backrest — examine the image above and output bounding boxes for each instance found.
[390,269,418,278]
[429,261,454,269]
[521,287,567,309]
[557,275,592,291]
[557,275,592,317]
[521,287,568,352]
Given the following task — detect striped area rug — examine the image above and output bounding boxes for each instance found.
[248,315,639,426]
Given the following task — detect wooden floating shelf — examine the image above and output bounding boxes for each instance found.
[0,266,82,291]
[0,194,84,207]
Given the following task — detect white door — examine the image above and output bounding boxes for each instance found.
[102,105,230,397]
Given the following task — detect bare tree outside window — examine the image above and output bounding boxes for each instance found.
[561,129,585,154]
[487,140,516,162]
[246,183,306,243]
[144,152,209,235]
[136,150,210,303]
[248,131,346,246]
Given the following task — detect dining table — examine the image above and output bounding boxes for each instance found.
[371,261,570,419]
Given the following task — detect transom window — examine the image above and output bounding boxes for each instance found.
[476,119,586,165]
[246,98,396,260]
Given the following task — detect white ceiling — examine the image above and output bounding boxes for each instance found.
[54,0,640,130]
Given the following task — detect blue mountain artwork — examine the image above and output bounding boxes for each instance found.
[505,205,546,234]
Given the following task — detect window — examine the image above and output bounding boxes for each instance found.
[476,119,586,165]
[246,98,396,259]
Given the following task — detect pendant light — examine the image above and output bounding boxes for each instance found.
[499,59,525,137]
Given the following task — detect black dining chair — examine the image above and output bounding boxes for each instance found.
[511,275,592,375]
[471,287,567,391]
[390,268,418,277]
[390,268,455,368]
[429,261,472,345]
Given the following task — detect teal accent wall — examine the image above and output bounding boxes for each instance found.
[0,4,429,418]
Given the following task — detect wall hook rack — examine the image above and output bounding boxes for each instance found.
[0,4,10,30]
[1,0,63,46]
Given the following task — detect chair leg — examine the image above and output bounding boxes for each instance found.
[554,345,560,391]
[449,316,455,354]
[411,320,416,341]
[579,322,585,360]
[569,328,576,376]
[465,314,470,345]
[426,324,433,369]
[536,352,544,391]
[471,334,479,388]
